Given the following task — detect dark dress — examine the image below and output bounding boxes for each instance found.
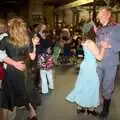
[0,37,33,111]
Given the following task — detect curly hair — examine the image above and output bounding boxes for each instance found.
[8,17,30,47]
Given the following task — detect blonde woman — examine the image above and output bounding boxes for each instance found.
[0,17,39,120]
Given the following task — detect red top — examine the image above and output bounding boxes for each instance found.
[0,63,5,80]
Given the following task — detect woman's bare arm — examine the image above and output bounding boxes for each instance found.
[4,57,25,71]
[85,40,108,61]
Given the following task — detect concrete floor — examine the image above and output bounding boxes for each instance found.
[14,65,120,120]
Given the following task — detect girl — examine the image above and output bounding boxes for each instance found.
[38,47,54,94]
[66,35,111,116]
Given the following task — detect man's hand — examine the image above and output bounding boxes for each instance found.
[100,41,112,49]
[14,61,26,71]
[4,57,26,71]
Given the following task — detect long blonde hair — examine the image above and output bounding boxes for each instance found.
[8,17,30,47]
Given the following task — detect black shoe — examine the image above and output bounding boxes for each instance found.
[99,111,108,118]
[76,108,85,114]
[99,99,111,118]
[27,116,37,120]
[87,109,99,116]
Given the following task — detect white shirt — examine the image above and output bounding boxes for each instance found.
[0,33,8,62]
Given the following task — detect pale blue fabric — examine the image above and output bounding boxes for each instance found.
[66,45,100,108]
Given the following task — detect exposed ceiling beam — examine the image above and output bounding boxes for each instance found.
[44,0,76,7]
[57,0,93,10]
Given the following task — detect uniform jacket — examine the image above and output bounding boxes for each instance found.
[96,23,120,66]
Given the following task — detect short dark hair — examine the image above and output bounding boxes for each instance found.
[100,7,112,14]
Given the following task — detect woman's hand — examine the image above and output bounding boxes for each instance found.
[14,61,26,71]
[32,35,40,46]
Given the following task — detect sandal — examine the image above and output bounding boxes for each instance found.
[87,109,99,116]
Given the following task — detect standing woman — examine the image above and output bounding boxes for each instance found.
[0,17,39,120]
[66,35,111,116]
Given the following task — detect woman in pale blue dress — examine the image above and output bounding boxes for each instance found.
[66,36,111,116]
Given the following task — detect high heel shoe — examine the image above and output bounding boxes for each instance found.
[76,108,85,114]
[27,116,37,120]
[87,109,99,116]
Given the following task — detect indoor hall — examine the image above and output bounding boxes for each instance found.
[14,65,120,120]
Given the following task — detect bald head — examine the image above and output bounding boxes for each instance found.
[97,8,112,26]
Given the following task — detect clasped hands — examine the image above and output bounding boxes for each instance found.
[100,41,112,49]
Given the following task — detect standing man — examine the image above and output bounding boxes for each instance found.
[96,8,120,118]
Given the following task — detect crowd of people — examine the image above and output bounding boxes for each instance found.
[0,7,120,120]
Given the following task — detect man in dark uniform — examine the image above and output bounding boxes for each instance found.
[96,8,120,118]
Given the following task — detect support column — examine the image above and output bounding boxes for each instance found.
[92,0,97,24]
[28,0,44,25]
[56,10,64,26]
[64,9,73,25]
[43,5,54,27]
[72,7,80,26]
